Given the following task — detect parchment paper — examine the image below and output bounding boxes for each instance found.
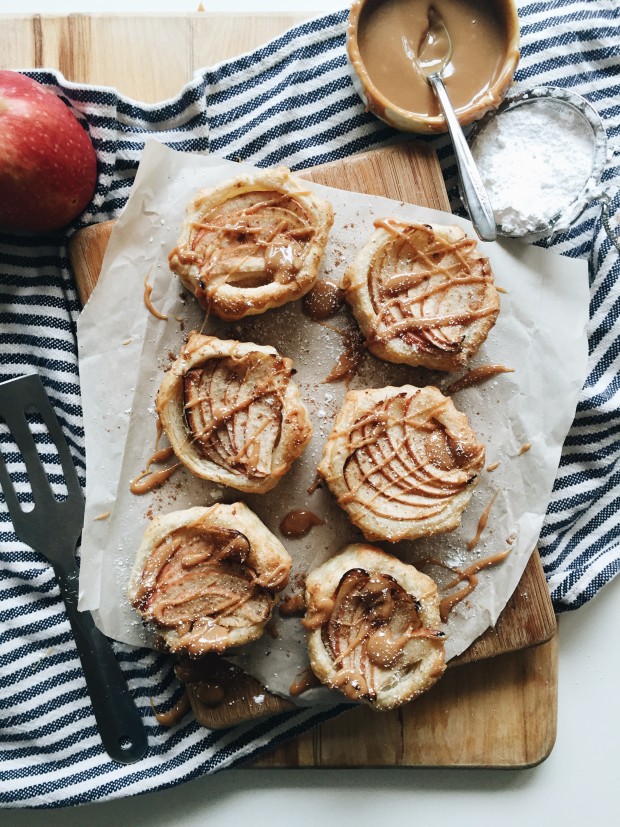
[77,140,589,703]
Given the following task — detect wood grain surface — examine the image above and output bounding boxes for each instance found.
[7,11,559,766]
[0,13,310,101]
[253,636,558,768]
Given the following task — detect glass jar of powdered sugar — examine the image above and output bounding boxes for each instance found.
[468,86,608,240]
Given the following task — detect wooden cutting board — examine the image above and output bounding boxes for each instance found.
[69,142,558,767]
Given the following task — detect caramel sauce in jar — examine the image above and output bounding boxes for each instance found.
[348,0,520,133]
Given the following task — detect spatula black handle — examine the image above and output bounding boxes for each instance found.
[54,563,149,764]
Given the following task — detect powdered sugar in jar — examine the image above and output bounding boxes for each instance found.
[469,87,608,239]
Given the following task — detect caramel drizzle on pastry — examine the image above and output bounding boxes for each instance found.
[182,351,291,480]
[171,190,317,311]
[363,220,496,355]
[132,524,285,656]
[324,392,484,524]
[311,568,443,703]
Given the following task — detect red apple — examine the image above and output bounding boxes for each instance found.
[0,71,97,232]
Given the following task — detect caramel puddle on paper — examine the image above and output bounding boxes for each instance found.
[144,271,168,320]
[437,549,512,622]
[444,364,514,395]
[129,422,181,494]
[467,492,498,551]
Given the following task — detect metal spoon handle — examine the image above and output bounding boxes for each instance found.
[429,74,497,242]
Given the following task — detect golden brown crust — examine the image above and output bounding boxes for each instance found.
[169,167,334,320]
[156,331,313,494]
[317,385,485,542]
[127,503,291,657]
[305,544,446,710]
[342,220,499,371]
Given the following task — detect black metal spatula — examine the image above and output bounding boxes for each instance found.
[0,373,148,764]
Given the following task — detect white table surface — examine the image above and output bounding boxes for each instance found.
[1,2,618,823]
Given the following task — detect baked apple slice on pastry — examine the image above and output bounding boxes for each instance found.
[304,544,446,710]
[342,220,499,371]
[169,167,334,320]
[128,502,291,657]
[317,385,485,542]
[157,332,312,493]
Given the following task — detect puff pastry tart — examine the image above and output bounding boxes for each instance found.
[342,219,500,372]
[128,503,291,656]
[157,331,312,494]
[168,167,334,320]
[304,544,446,710]
[317,385,485,542]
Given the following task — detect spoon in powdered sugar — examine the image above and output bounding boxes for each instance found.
[415,6,497,242]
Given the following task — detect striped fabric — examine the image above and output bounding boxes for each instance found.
[1,0,618,808]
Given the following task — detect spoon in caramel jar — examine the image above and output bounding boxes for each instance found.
[416,6,496,242]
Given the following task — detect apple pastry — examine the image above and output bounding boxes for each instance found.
[128,502,291,656]
[169,167,334,320]
[342,219,499,371]
[304,544,446,710]
[317,385,485,542]
[157,332,312,494]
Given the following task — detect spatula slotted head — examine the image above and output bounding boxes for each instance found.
[0,374,84,566]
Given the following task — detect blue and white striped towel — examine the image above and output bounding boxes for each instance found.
[1,0,619,808]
